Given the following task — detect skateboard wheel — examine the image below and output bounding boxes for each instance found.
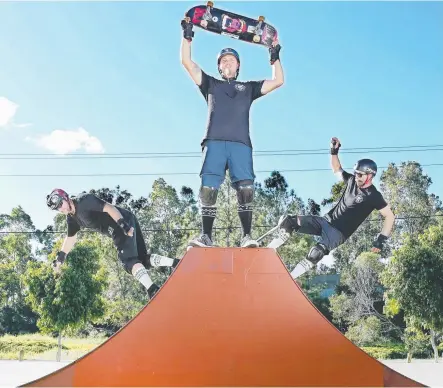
[258,16,265,21]
[207,1,213,7]
[253,35,260,43]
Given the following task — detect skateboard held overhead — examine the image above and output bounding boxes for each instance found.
[185,1,278,48]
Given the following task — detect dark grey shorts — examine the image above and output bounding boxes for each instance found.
[111,214,149,273]
[298,215,346,252]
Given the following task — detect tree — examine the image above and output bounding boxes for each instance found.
[345,316,387,347]
[382,221,443,362]
[0,207,39,334]
[329,252,402,342]
[380,161,442,243]
[24,239,107,359]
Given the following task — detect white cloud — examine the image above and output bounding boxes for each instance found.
[28,127,105,155]
[0,97,18,127]
[13,122,33,129]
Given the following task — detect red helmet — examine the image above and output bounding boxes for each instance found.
[46,188,70,210]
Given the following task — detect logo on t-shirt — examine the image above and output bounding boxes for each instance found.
[235,84,246,92]
[355,194,364,204]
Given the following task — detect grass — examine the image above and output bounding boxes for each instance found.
[0,334,106,361]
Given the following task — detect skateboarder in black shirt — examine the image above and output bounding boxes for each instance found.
[46,189,180,299]
[180,19,284,248]
[267,137,395,279]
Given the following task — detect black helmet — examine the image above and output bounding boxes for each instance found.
[46,188,70,210]
[354,159,377,176]
[217,48,240,80]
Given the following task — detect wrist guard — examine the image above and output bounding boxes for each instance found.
[117,218,131,235]
[269,44,281,65]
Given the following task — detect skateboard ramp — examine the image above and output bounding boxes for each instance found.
[23,248,424,387]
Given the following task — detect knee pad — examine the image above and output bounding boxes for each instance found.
[307,243,329,265]
[236,181,254,205]
[199,186,218,207]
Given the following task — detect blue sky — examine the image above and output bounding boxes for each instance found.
[0,1,442,232]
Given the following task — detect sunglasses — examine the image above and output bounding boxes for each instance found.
[354,172,367,178]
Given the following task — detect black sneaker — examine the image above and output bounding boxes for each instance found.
[147,283,160,300]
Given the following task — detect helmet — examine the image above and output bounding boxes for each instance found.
[353,159,377,176]
[217,48,240,80]
[46,188,70,210]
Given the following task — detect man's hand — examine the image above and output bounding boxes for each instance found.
[52,251,66,275]
[330,137,341,155]
[269,40,281,65]
[53,260,62,275]
[181,18,194,41]
[371,233,388,253]
[117,218,134,237]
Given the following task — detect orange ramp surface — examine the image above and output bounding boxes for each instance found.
[24,248,425,387]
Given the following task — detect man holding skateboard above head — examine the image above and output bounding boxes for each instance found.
[267,137,395,279]
[180,17,284,249]
[46,189,180,299]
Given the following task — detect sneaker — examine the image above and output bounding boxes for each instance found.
[188,233,213,248]
[172,258,180,268]
[240,234,259,248]
[147,283,160,300]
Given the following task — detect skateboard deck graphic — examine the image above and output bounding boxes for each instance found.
[185,2,278,48]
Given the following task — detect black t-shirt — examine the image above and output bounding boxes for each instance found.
[325,170,388,238]
[198,71,265,148]
[66,193,132,238]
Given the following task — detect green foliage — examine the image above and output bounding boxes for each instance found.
[0,333,103,359]
[24,239,108,335]
[302,281,333,321]
[382,223,443,332]
[361,345,407,360]
[330,252,401,341]
[0,334,67,354]
[380,162,441,237]
[346,316,388,346]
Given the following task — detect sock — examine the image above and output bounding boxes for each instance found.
[150,254,174,267]
[290,259,314,279]
[238,204,253,236]
[202,206,216,239]
[133,267,153,290]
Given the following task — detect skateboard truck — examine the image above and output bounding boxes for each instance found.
[252,16,265,43]
[201,1,214,29]
[256,224,279,245]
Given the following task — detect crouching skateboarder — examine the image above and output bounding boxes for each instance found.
[267,137,396,279]
[46,189,180,299]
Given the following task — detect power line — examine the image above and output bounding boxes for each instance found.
[1,145,443,160]
[1,163,443,178]
[1,215,442,235]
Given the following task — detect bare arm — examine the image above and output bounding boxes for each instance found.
[103,203,134,237]
[379,205,395,237]
[103,202,125,223]
[180,38,202,85]
[371,204,395,253]
[60,234,77,255]
[330,137,343,175]
[261,59,284,95]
